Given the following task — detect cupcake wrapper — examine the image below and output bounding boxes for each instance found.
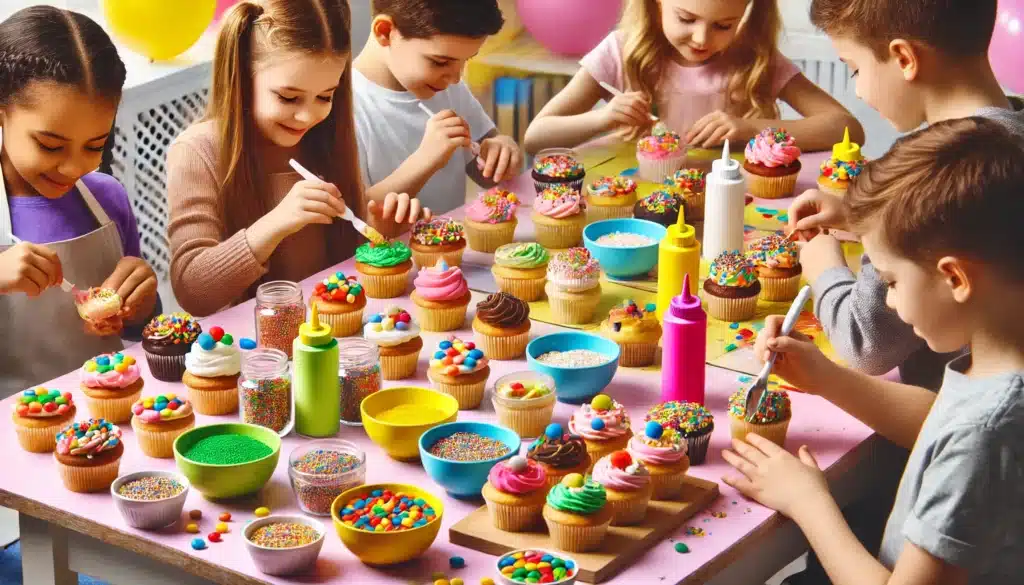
[533,217,585,250]
[465,220,518,253]
[58,457,121,493]
[649,468,689,500]
[15,423,62,453]
[474,331,530,360]
[760,274,802,302]
[485,498,545,532]
[84,390,143,424]
[411,248,465,270]
[682,191,706,221]
[429,374,486,410]
[685,432,712,465]
[320,308,365,337]
[144,352,187,382]
[132,419,195,458]
[586,202,635,223]
[534,177,584,194]
[492,398,556,438]
[187,385,239,416]
[544,513,611,553]
[492,271,547,302]
[744,170,799,199]
[730,416,790,448]
[618,342,658,367]
[706,293,758,322]
[637,152,687,183]
[359,270,410,299]
[545,283,601,325]
[380,351,419,380]
[607,489,651,526]
[415,303,468,332]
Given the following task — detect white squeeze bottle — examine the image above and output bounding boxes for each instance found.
[702,140,746,260]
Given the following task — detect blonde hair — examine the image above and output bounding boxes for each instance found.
[620,0,782,120]
[206,0,363,237]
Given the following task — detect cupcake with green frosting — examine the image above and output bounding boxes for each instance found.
[491,242,550,302]
[354,241,413,299]
[542,473,613,552]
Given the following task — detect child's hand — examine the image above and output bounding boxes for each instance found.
[798,233,847,284]
[754,314,836,392]
[417,109,471,171]
[102,256,158,325]
[268,179,348,239]
[787,189,847,239]
[685,111,756,148]
[478,135,522,182]
[84,314,124,337]
[599,91,651,132]
[0,242,63,297]
[722,434,831,520]
[367,192,431,238]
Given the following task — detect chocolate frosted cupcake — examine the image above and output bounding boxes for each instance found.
[633,189,687,227]
[664,169,706,221]
[645,401,714,465]
[142,312,201,382]
[703,251,760,322]
[472,292,531,360]
[527,423,592,489]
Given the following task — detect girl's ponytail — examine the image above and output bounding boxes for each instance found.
[724,0,782,120]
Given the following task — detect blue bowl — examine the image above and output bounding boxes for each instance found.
[418,421,521,499]
[583,218,667,278]
[526,332,620,404]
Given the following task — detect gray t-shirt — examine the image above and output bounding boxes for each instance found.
[878,354,1024,581]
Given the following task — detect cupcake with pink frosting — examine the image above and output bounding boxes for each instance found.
[743,127,802,199]
[567,394,631,469]
[464,187,520,252]
[410,260,472,332]
[628,421,690,500]
[130,394,195,458]
[79,352,144,424]
[531,184,587,249]
[636,122,687,182]
[592,450,652,525]
[481,455,548,532]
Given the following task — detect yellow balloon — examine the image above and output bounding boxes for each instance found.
[103,0,216,61]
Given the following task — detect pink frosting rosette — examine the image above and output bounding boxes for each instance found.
[592,452,650,492]
[465,188,519,224]
[628,430,688,466]
[412,260,469,302]
[744,128,801,168]
[567,399,630,441]
[534,184,584,219]
[488,457,547,495]
[80,353,141,389]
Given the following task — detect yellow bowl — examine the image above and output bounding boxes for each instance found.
[361,387,459,460]
[331,483,444,566]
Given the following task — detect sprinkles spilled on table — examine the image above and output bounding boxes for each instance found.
[117,477,185,501]
[248,522,320,548]
[428,432,511,462]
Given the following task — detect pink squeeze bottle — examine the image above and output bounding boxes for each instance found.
[661,273,707,404]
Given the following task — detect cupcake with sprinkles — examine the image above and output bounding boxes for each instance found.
[664,168,707,222]
[532,184,587,249]
[728,388,791,447]
[80,352,144,424]
[130,394,195,458]
[363,306,422,380]
[409,216,466,269]
[628,421,690,500]
[531,148,585,193]
[818,127,865,197]
[426,336,490,409]
[645,401,714,464]
[599,300,662,367]
[567,394,632,469]
[411,260,472,332]
[142,312,201,382]
[482,455,548,532]
[703,251,760,321]
[743,127,802,199]
[354,240,413,299]
[544,247,602,325]
[592,450,651,526]
[527,423,592,489]
[542,472,612,552]
[12,388,75,453]
[464,188,520,252]
[747,234,802,301]
[472,292,532,360]
[310,271,366,337]
[183,326,241,415]
[491,242,550,302]
[636,122,686,182]
[632,189,687,228]
[586,175,638,222]
[54,418,124,493]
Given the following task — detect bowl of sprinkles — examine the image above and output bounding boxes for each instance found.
[527,331,620,404]
[583,218,666,278]
[244,515,325,576]
[173,423,281,499]
[288,439,367,517]
[331,483,445,566]
[110,470,189,529]
[418,421,521,498]
[497,549,578,585]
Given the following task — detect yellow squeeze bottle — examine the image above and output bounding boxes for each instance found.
[657,206,701,320]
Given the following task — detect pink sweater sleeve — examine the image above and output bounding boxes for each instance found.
[579,31,626,91]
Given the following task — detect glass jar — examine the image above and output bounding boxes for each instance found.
[239,348,293,437]
[338,339,382,425]
[255,281,305,359]
[288,439,366,516]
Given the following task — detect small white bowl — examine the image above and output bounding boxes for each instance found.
[111,470,190,529]
[496,548,579,585]
[243,515,326,576]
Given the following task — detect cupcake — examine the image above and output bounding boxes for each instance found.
[75,287,121,322]
[645,401,714,465]
[567,394,631,468]
[426,337,490,409]
[142,312,201,382]
[633,189,687,228]
[747,234,802,302]
[586,176,638,223]
[409,216,466,269]
[818,128,866,197]
[130,394,195,458]
[491,242,549,302]
[531,185,587,250]
[354,240,413,298]
[591,450,652,526]
[464,188,519,252]
[12,387,76,453]
[628,422,690,500]
[182,327,241,415]
[599,300,661,367]
[636,122,686,182]
[544,248,601,325]
[542,473,612,553]
[743,128,802,199]
[482,455,548,532]
[664,169,706,222]
[703,251,760,322]
[472,292,531,360]
[527,423,592,489]
[54,418,123,493]
[310,271,366,337]
[80,352,144,424]
[491,372,556,438]
[363,306,422,380]
[410,260,472,332]
[728,389,791,447]
[531,148,585,193]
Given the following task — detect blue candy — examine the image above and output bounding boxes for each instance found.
[464,357,477,368]
[96,356,110,366]
[541,555,553,563]
[434,351,446,360]
[591,418,605,431]
[566,560,576,570]
[449,556,465,569]
[645,420,664,439]
[190,538,206,550]
[645,303,657,313]
[239,337,257,350]
[468,349,484,359]
[196,333,215,351]
[369,314,383,323]
[335,271,344,279]
[371,489,383,497]
[439,340,452,350]
[544,423,563,440]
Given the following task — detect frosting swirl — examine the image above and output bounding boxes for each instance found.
[81,353,141,389]
[546,247,600,292]
[748,234,799,269]
[355,241,412,267]
[413,261,469,302]
[591,452,650,492]
[546,478,606,515]
[494,242,549,269]
[567,400,630,441]
[476,293,530,328]
[56,419,121,457]
[745,128,801,168]
[665,169,706,193]
[528,433,588,469]
[646,401,714,437]
[708,251,758,287]
[143,312,200,347]
[412,216,464,246]
[534,185,585,218]
[488,458,547,495]
[131,394,193,423]
[628,429,688,465]
[185,337,241,378]
[589,176,637,197]
[728,389,791,423]
[465,188,519,224]
[533,153,584,178]
[15,388,73,419]
[363,306,421,346]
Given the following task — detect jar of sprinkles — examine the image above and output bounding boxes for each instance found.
[338,339,382,425]
[255,281,305,358]
[239,348,293,436]
[288,439,366,516]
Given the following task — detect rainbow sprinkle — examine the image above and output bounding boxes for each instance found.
[646,402,714,435]
[548,247,600,280]
[638,190,682,213]
[747,234,798,269]
[638,124,682,153]
[473,188,519,222]
[590,175,637,197]
[412,216,464,246]
[665,169,706,193]
[728,389,791,423]
[820,157,865,182]
[708,251,758,287]
[534,154,584,178]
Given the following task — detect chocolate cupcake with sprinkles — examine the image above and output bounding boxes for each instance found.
[645,401,714,465]
[664,169,706,222]
[633,189,687,228]
[703,251,761,322]
[531,148,586,193]
[142,312,201,382]
[409,216,466,269]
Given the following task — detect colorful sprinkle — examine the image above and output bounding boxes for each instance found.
[637,189,682,213]
[413,216,465,246]
[240,374,291,433]
[664,169,706,193]
[533,153,584,178]
[340,357,382,424]
[143,312,201,345]
[646,402,714,435]
[708,251,758,287]
[728,389,791,424]
[547,247,600,282]
[180,434,272,465]
[117,477,185,501]
[428,432,510,461]
[469,188,519,222]
[637,124,682,153]
[336,489,439,532]
[248,522,320,548]
[589,175,637,197]
[255,287,305,359]
[535,349,612,368]
[747,234,798,269]
[290,448,365,516]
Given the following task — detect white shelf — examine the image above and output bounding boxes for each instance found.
[475,35,581,77]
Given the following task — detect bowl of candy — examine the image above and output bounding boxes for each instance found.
[583,218,665,278]
[331,483,444,566]
[496,549,579,584]
[243,515,326,576]
[418,421,521,498]
[288,439,366,517]
[526,332,620,404]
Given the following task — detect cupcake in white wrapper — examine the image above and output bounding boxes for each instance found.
[544,247,603,326]
[636,123,686,182]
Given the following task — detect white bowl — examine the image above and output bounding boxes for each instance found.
[243,515,326,576]
[110,470,190,529]
[496,548,579,585]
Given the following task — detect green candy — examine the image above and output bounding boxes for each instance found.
[553,568,566,579]
[526,579,539,584]
[48,389,60,397]
[528,570,541,579]
[551,559,564,569]
[39,394,54,404]
[98,365,112,373]
[221,333,234,346]
[512,568,527,578]
[675,542,690,553]
[20,396,33,405]
[55,397,67,406]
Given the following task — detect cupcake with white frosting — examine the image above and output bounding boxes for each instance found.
[183,326,241,415]
[363,306,423,380]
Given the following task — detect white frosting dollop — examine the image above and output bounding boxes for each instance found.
[185,341,241,377]
[363,320,421,347]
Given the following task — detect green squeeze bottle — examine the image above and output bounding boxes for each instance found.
[293,304,340,437]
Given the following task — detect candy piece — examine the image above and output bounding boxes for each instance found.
[215,522,229,533]
[544,423,562,440]
[450,556,465,569]
[562,473,584,488]
[239,337,257,350]
[451,579,464,585]
[209,326,224,341]
[189,509,202,520]
[185,523,199,534]
[590,394,613,411]
[220,333,234,346]
[507,455,528,473]
[197,333,215,351]
[675,542,690,553]
[590,418,605,431]
[645,420,664,439]
[480,579,495,585]
[610,450,632,469]
[254,506,270,518]
[190,538,206,550]
[219,512,232,522]
[208,531,222,543]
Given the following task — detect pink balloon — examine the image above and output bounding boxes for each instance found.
[990,0,1024,93]
[517,0,623,57]
[213,0,239,22]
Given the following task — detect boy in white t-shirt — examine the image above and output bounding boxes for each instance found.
[352,0,523,214]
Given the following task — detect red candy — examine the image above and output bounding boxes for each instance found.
[62,392,72,402]
[16,404,27,416]
[465,342,475,350]
[510,382,524,390]
[209,326,224,342]
[610,450,633,469]
[207,532,222,543]
[43,402,57,413]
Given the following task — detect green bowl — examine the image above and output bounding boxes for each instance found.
[173,423,282,499]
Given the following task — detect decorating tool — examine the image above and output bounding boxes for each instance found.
[288,159,386,245]
[742,285,812,422]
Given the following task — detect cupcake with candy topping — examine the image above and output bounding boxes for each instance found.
[79,352,144,424]
[645,401,714,465]
[632,189,687,228]
[409,216,466,269]
[628,421,690,499]
[426,336,490,409]
[817,127,866,197]
[130,394,195,458]
[527,423,592,489]
[363,306,422,380]
[354,240,413,298]
[747,234,802,301]
[183,326,241,415]
[491,372,556,438]
[743,127,802,199]
[491,242,550,302]
[54,418,124,493]
[586,175,638,222]
[482,455,548,532]
[531,148,586,193]
[636,122,687,182]
[472,292,531,360]
[464,188,520,252]
[544,247,602,326]
[531,184,587,249]
[411,260,472,332]
[310,271,366,337]
[592,450,652,526]
[142,312,201,382]
[12,388,76,453]
[567,394,632,469]
[728,388,791,447]
[664,168,707,222]
[703,251,760,321]
[542,473,612,553]
[599,300,662,367]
